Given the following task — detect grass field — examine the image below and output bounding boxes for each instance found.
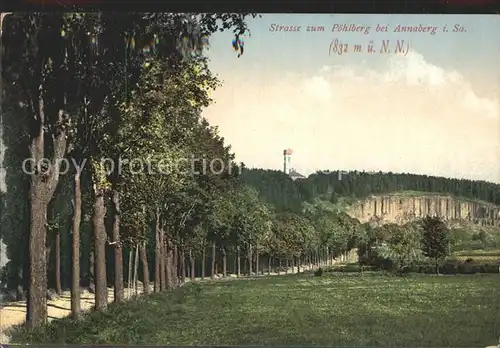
[9,273,500,347]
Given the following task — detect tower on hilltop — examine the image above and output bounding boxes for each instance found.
[283,148,293,174]
[282,148,305,181]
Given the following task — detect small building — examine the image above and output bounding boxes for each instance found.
[288,168,305,181]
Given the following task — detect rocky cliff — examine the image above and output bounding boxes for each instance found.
[346,193,500,227]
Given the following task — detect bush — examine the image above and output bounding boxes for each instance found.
[440,262,458,275]
[402,260,498,275]
[314,267,323,277]
[457,262,475,274]
[370,257,393,271]
[322,260,498,275]
[480,263,499,273]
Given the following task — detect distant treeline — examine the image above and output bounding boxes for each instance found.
[241,169,500,212]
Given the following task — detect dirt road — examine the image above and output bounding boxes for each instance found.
[0,286,148,343]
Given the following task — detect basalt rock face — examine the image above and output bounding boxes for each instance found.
[347,195,500,227]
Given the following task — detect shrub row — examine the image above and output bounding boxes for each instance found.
[322,260,499,275]
[405,260,499,274]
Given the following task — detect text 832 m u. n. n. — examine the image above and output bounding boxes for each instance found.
[329,39,410,56]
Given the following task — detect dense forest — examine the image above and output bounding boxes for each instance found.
[0,12,499,332]
[241,169,500,212]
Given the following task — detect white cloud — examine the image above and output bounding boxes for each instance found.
[302,76,332,102]
[204,51,500,183]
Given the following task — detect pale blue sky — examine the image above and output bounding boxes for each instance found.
[202,15,500,183]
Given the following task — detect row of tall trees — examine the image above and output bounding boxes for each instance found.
[0,12,366,331]
[0,12,259,328]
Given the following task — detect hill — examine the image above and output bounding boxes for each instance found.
[241,169,500,226]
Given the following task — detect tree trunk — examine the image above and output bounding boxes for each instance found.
[133,244,139,295]
[189,249,195,281]
[92,191,107,311]
[201,247,206,280]
[211,242,216,279]
[45,244,51,290]
[163,235,168,285]
[89,246,95,287]
[55,229,62,295]
[268,256,271,275]
[255,245,260,276]
[237,246,241,277]
[71,173,81,319]
[111,189,124,303]
[127,249,133,298]
[173,244,179,286]
[16,269,23,302]
[140,242,150,295]
[164,239,170,288]
[159,229,166,290]
[165,238,174,289]
[132,247,137,295]
[180,250,186,282]
[186,254,190,279]
[222,247,227,278]
[297,256,301,273]
[27,182,49,328]
[26,104,67,328]
[248,244,253,275]
[154,212,161,292]
[164,241,174,290]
